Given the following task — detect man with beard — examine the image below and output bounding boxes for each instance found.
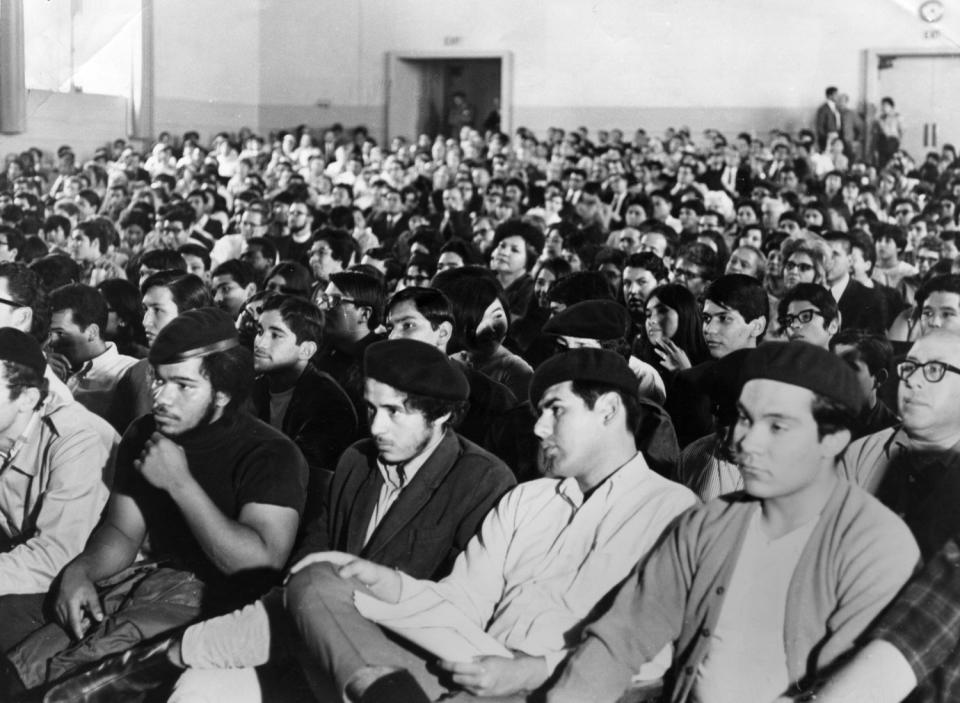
[3,308,307,696]
[41,339,515,703]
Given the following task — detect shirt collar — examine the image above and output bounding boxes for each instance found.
[2,394,66,477]
[375,430,447,490]
[556,451,651,509]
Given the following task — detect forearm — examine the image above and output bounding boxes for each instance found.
[70,522,141,583]
[795,640,916,703]
[169,480,288,574]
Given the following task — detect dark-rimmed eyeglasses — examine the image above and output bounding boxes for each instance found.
[673,267,702,281]
[778,308,823,329]
[0,296,21,308]
[783,261,814,273]
[315,293,358,310]
[897,359,960,383]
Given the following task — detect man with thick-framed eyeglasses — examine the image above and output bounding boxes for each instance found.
[777,282,840,348]
[841,329,960,560]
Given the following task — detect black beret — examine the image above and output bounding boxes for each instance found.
[0,328,45,377]
[363,339,469,401]
[529,348,638,408]
[148,307,239,365]
[741,341,864,415]
[542,300,631,341]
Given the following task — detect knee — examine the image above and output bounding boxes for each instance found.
[170,668,261,703]
[285,562,347,614]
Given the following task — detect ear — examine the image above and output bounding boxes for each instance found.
[751,315,768,339]
[297,340,318,361]
[819,427,852,463]
[827,317,840,335]
[213,389,231,410]
[243,283,257,300]
[595,391,622,426]
[436,321,453,348]
[85,323,101,342]
[356,305,372,326]
[13,386,40,414]
[874,368,888,387]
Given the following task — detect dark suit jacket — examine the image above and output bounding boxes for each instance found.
[816,102,841,150]
[838,278,888,334]
[369,211,410,248]
[251,365,359,524]
[293,430,515,579]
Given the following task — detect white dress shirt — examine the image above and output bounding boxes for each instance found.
[398,452,698,674]
[67,342,138,420]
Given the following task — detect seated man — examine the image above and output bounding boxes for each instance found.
[667,273,768,447]
[829,329,898,439]
[211,259,258,320]
[4,308,308,694]
[283,348,697,702]
[841,330,960,559]
[547,342,919,703]
[43,339,516,702]
[251,293,358,523]
[777,282,840,348]
[48,283,138,420]
[107,271,213,434]
[0,330,117,652]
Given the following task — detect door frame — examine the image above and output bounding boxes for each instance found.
[384,50,512,143]
[863,47,960,161]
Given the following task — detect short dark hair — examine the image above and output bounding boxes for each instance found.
[811,392,857,441]
[402,391,468,431]
[316,228,358,267]
[624,251,668,281]
[259,293,324,348]
[29,254,82,292]
[570,379,642,435]
[387,286,456,333]
[704,274,768,325]
[198,345,255,412]
[139,249,187,273]
[329,270,385,329]
[244,236,278,263]
[177,243,211,272]
[49,283,108,332]
[212,259,257,288]
[264,261,312,298]
[778,282,840,326]
[677,242,720,281]
[916,274,960,310]
[548,271,615,306]
[0,225,24,258]
[873,223,906,252]
[829,329,893,381]
[141,271,212,312]
[432,267,509,352]
[75,221,112,255]
[0,262,50,341]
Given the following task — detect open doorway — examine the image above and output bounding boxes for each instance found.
[385,53,510,144]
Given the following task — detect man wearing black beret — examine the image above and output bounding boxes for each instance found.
[548,341,920,703]
[44,338,516,702]
[279,348,695,703]
[7,308,308,695]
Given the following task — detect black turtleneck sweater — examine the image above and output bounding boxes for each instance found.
[114,410,307,600]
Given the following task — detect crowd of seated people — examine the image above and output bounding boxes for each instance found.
[0,116,959,702]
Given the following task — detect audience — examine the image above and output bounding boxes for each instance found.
[3,113,960,702]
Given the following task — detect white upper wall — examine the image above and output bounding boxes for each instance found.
[151,0,960,138]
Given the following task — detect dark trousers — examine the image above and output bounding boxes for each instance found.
[7,564,205,689]
[0,593,47,653]
[284,562,529,702]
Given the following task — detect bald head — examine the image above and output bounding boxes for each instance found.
[899,330,960,444]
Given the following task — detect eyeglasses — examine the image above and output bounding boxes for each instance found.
[894,208,914,216]
[897,359,960,383]
[673,267,703,281]
[0,295,21,308]
[783,261,814,273]
[778,308,823,329]
[315,293,358,309]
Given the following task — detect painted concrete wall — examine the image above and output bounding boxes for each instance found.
[5,0,960,159]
